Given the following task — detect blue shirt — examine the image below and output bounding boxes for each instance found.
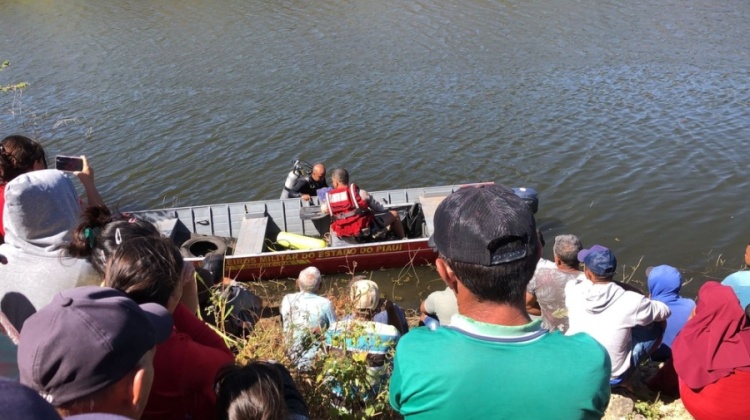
[722,270,750,309]
[281,292,336,367]
[325,319,400,397]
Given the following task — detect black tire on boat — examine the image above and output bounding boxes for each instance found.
[180,236,228,258]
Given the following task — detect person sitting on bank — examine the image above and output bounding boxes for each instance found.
[419,286,458,326]
[672,282,750,420]
[646,265,695,361]
[0,170,101,335]
[321,168,404,246]
[389,185,611,419]
[0,377,63,420]
[18,286,173,419]
[281,266,336,369]
[215,361,310,420]
[0,135,105,244]
[325,280,400,403]
[287,163,328,202]
[105,236,234,420]
[525,234,586,332]
[348,275,409,334]
[721,242,750,308]
[565,248,671,385]
[644,264,696,396]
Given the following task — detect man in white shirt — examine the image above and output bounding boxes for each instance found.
[281,266,336,368]
[566,248,670,383]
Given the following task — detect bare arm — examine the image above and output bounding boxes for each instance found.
[179,262,200,314]
[74,156,105,208]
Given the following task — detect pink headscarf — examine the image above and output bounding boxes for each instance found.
[672,281,750,390]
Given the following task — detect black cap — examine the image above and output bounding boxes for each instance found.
[429,184,539,266]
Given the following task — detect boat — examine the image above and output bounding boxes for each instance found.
[132,182,538,282]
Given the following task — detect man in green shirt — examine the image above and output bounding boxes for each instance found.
[389,185,611,419]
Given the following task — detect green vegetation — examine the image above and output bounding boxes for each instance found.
[207,280,400,419]
[0,61,28,93]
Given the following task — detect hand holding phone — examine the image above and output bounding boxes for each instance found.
[55,155,84,172]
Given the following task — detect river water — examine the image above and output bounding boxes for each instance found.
[1,0,749,304]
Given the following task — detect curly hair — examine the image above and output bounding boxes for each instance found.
[0,135,47,183]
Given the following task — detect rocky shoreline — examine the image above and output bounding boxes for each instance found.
[604,362,691,419]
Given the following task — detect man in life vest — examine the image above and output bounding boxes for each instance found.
[322,168,405,246]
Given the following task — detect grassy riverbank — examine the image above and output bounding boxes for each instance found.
[221,280,401,419]
[216,278,693,419]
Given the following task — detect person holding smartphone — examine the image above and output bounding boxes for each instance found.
[0,134,105,242]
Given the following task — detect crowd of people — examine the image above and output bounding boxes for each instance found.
[2,133,750,419]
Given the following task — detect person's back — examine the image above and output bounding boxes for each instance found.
[326,280,400,398]
[672,282,750,420]
[144,303,235,419]
[525,234,586,332]
[566,281,666,377]
[420,287,458,326]
[391,317,610,419]
[390,185,610,419]
[282,292,335,332]
[281,267,336,367]
[721,244,750,308]
[0,135,47,242]
[646,265,695,359]
[326,318,400,396]
[721,270,750,308]
[565,250,670,380]
[0,170,99,330]
[105,236,234,420]
[527,268,581,332]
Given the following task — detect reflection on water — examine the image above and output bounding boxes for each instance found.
[1,0,749,300]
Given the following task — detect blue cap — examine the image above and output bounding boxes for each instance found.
[577,244,609,263]
[584,249,617,277]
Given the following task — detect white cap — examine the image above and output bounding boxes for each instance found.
[350,279,379,311]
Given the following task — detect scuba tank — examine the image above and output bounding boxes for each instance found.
[280,159,305,199]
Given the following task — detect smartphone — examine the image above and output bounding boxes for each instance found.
[55,155,84,172]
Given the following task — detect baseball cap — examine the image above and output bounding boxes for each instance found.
[350,279,379,311]
[428,184,539,266]
[18,286,173,406]
[583,249,617,277]
[0,378,61,419]
[577,244,609,263]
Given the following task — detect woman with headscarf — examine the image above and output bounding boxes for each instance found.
[672,281,750,420]
[647,265,695,360]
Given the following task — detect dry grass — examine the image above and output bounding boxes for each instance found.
[209,280,400,419]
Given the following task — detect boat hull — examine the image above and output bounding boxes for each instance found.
[223,238,435,281]
[130,182,533,282]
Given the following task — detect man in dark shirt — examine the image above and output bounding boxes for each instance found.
[289,163,327,202]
